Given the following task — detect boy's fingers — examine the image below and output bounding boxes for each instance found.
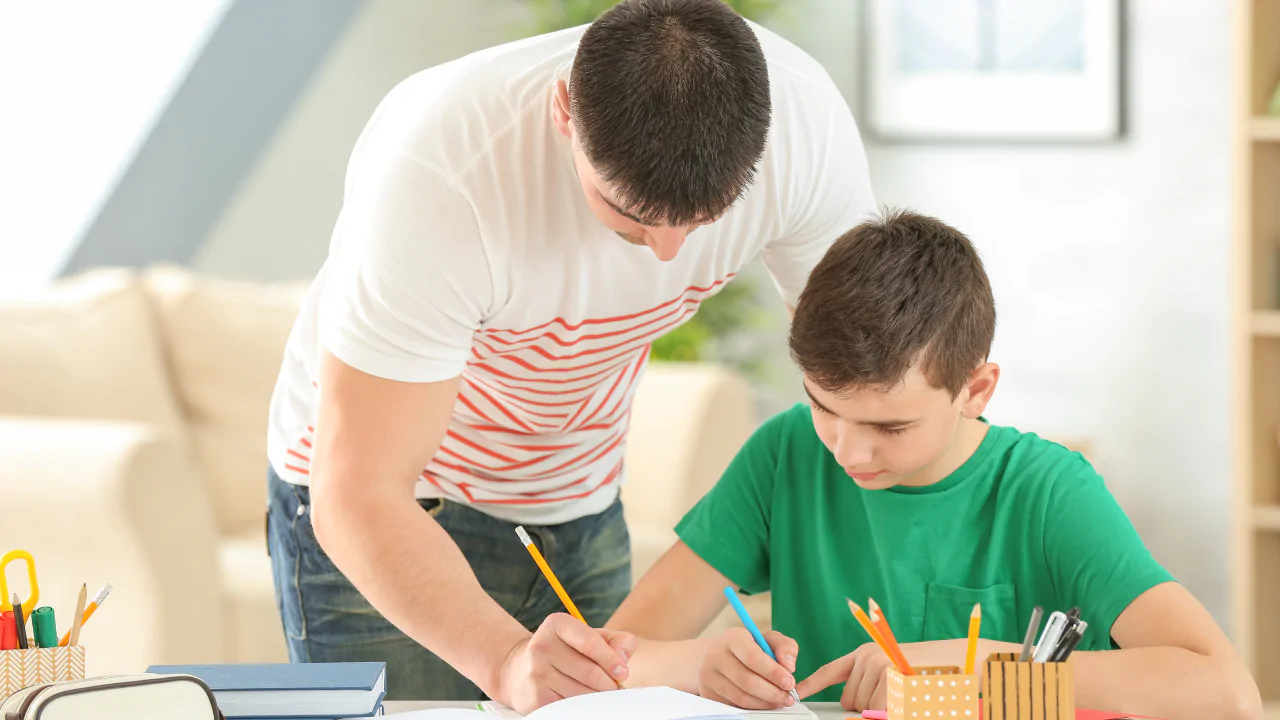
[796,653,856,698]
[714,666,787,711]
[764,631,799,673]
[727,635,795,692]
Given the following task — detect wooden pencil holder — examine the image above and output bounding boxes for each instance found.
[982,653,1075,720]
[886,665,981,720]
[0,647,86,700]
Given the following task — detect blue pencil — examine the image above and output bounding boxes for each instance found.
[722,586,802,705]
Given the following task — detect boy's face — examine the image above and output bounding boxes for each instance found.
[803,363,999,491]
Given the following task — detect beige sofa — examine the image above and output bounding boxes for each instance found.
[0,266,764,677]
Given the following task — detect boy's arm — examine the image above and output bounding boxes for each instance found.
[1069,582,1261,720]
[607,541,735,691]
[608,541,799,707]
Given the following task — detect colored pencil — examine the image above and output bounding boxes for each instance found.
[867,598,914,675]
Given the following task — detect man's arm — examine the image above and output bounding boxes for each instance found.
[309,351,631,712]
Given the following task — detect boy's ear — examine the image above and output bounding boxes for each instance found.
[960,362,1000,419]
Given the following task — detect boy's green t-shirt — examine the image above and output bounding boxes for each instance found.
[675,404,1174,703]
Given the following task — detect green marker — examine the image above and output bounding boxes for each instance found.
[31,607,57,648]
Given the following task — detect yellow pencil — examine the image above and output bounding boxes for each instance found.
[516,526,586,623]
[59,583,111,647]
[964,603,982,674]
[868,598,915,675]
[516,526,623,689]
[847,599,904,673]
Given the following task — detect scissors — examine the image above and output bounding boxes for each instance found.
[0,549,40,612]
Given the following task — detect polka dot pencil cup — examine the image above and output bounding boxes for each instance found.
[982,653,1075,720]
[886,665,979,720]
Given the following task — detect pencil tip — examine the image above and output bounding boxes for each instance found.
[972,603,982,617]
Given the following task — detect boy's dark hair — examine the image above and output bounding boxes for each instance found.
[571,0,771,227]
[790,209,996,397]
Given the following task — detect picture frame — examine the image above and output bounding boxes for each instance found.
[863,0,1125,142]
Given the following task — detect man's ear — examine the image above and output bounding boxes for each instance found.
[552,79,572,139]
[960,362,1000,419]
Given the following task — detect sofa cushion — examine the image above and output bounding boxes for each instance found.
[218,527,289,663]
[144,266,309,534]
[0,268,184,433]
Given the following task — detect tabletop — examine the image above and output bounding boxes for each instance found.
[382,701,856,718]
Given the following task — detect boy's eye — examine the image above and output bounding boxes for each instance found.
[809,401,832,415]
[878,426,908,436]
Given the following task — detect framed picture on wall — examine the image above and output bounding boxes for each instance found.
[864,0,1124,141]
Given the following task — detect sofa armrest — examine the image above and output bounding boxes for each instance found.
[0,417,226,674]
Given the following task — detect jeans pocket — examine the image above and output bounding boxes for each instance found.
[418,498,447,518]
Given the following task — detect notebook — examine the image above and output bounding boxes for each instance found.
[144,662,386,718]
[390,687,816,720]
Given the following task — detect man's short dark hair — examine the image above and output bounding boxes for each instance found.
[571,0,771,226]
[790,209,996,397]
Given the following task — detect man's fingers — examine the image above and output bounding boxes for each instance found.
[550,614,629,682]
[546,660,604,700]
[727,634,795,693]
[764,631,799,673]
[599,627,637,662]
[796,652,856,699]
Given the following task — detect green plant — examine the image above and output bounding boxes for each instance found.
[519,0,778,363]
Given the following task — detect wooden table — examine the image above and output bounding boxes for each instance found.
[383,701,856,718]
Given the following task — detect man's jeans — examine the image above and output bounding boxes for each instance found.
[266,467,632,700]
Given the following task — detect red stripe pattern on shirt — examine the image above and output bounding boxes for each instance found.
[415,275,733,506]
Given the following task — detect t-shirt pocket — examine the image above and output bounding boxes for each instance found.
[922,582,1017,643]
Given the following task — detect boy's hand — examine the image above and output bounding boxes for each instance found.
[796,641,892,712]
[699,627,799,710]
[498,613,635,714]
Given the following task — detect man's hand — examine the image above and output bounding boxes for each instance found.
[698,627,799,710]
[498,613,636,714]
[796,640,893,712]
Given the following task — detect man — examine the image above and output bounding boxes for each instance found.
[265,0,873,710]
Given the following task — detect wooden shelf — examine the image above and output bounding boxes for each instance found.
[1254,117,1280,141]
[1257,507,1280,530]
[1253,311,1280,336]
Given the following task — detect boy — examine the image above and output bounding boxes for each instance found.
[606,210,1261,720]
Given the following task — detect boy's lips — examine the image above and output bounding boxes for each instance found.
[848,469,884,482]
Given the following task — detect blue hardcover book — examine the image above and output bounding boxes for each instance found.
[145,662,386,719]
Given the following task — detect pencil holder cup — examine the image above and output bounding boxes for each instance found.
[982,653,1075,720]
[886,666,980,720]
[0,646,86,699]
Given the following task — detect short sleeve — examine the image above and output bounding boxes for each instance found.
[760,102,876,307]
[674,412,786,594]
[1042,460,1176,646]
[319,152,493,383]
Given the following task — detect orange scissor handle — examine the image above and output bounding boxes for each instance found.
[0,549,39,612]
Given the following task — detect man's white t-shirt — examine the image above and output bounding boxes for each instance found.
[267,22,875,525]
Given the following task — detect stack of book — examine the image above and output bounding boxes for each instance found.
[146,662,386,720]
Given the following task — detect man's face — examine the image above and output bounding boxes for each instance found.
[568,142,720,263]
[803,366,976,491]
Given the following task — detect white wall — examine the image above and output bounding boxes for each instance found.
[0,0,231,297]
[194,0,530,280]
[778,0,1233,623]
